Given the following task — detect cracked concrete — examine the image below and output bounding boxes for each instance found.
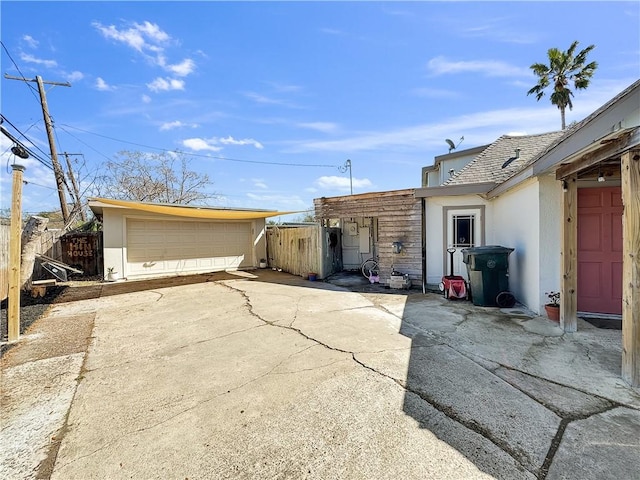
[4,270,639,479]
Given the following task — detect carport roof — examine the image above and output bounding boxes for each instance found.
[88,198,300,220]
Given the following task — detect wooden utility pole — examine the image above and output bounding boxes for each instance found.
[8,164,25,342]
[560,174,578,333]
[621,149,640,387]
[4,74,71,224]
[63,152,87,221]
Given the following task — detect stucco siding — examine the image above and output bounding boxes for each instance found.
[101,207,266,280]
[491,178,541,312]
[538,175,562,313]
[425,195,490,285]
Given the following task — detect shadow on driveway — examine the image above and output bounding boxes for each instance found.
[40,269,640,479]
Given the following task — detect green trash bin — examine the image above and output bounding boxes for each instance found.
[462,246,514,307]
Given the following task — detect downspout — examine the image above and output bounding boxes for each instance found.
[421,197,427,294]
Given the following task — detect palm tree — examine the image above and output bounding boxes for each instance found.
[527,41,598,129]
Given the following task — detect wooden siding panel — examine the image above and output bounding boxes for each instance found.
[266,226,324,278]
[1,222,63,301]
[315,190,423,286]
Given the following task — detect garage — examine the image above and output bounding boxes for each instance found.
[126,218,253,277]
[89,198,295,280]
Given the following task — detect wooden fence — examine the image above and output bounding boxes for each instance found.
[0,221,64,302]
[266,225,341,280]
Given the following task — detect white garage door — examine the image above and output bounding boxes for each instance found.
[126,218,253,278]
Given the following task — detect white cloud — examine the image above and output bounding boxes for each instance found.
[160,120,184,130]
[95,77,114,91]
[19,52,57,68]
[427,56,530,77]
[93,20,196,77]
[297,122,339,133]
[182,135,263,151]
[167,58,195,77]
[316,176,372,191]
[243,91,284,105]
[182,138,222,152]
[92,20,170,53]
[252,179,268,189]
[141,94,152,103]
[159,120,198,131]
[22,35,39,48]
[285,83,630,156]
[66,71,84,82]
[319,28,344,36]
[147,77,185,92]
[219,136,263,149]
[134,21,170,43]
[268,82,303,93]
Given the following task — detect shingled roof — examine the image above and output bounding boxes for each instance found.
[444,131,566,186]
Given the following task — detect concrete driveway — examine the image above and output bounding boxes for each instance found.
[6,270,639,479]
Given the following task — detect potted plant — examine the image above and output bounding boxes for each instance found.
[106,267,120,282]
[544,291,560,322]
[259,258,267,268]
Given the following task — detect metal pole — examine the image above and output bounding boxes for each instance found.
[347,159,352,195]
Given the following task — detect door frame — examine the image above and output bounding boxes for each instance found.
[442,205,485,278]
[577,186,623,315]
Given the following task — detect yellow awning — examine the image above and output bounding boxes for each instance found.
[89,198,301,220]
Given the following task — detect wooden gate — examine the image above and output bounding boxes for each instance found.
[266,225,341,279]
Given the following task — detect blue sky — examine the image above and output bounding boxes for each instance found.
[1,1,639,218]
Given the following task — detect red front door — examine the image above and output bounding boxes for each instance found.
[577,187,623,314]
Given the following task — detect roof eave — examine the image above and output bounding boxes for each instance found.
[486,167,535,199]
[415,182,495,198]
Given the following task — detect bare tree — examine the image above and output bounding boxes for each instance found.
[92,150,214,204]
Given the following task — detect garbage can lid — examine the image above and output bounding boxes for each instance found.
[461,245,514,255]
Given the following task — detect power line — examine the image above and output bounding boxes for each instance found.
[0,122,54,170]
[59,123,340,168]
[0,41,41,103]
[23,180,57,190]
[5,74,72,223]
[57,124,112,161]
[1,114,52,161]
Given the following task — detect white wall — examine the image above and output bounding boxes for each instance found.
[491,178,540,311]
[427,155,478,187]
[425,195,490,285]
[101,207,266,280]
[491,175,562,314]
[102,207,127,277]
[537,174,562,312]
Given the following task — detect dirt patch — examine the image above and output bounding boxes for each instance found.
[0,290,63,348]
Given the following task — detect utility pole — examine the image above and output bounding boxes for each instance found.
[339,159,353,195]
[8,164,26,342]
[5,74,71,224]
[63,152,87,221]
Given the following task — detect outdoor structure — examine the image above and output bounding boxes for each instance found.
[422,143,489,187]
[417,131,565,305]
[313,189,422,287]
[416,79,640,386]
[88,198,293,281]
[265,224,341,280]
